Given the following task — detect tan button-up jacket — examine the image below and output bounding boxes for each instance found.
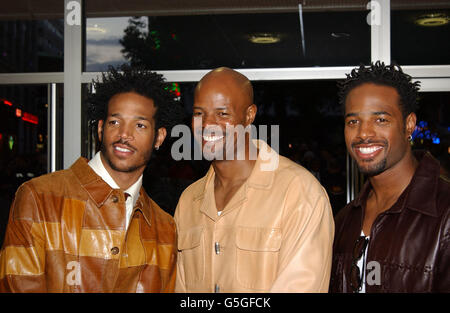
[174,140,334,292]
[0,157,176,292]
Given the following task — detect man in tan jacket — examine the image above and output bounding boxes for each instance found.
[174,67,334,292]
[0,65,184,292]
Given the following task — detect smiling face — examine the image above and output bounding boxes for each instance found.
[98,92,166,180]
[344,83,416,177]
[192,68,256,161]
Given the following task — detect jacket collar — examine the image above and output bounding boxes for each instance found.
[71,157,114,207]
[70,157,153,223]
[352,151,441,217]
[193,140,277,220]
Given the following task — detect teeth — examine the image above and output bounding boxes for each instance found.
[203,135,223,142]
[358,146,382,154]
[115,146,131,153]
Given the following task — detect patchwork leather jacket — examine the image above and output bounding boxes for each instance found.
[0,157,177,292]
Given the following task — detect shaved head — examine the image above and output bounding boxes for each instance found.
[195,67,254,108]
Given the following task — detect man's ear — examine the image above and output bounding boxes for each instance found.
[97,120,104,143]
[154,127,167,149]
[405,112,417,139]
[246,104,257,126]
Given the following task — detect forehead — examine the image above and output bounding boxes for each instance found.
[107,92,156,117]
[194,76,248,109]
[345,83,402,115]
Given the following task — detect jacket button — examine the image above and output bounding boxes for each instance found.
[112,196,118,203]
[111,247,119,255]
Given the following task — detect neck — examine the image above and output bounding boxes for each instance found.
[368,150,418,207]
[212,142,257,188]
[213,158,256,187]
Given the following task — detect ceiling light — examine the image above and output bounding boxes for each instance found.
[87,25,107,33]
[249,33,281,44]
[415,13,449,27]
[331,32,350,39]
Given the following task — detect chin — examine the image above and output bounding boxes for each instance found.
[357,159,387,177]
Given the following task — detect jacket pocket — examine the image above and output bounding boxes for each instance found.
[235,227,282,290]
[177,227,205,284]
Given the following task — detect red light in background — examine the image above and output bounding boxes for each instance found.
[22,112,38,125]
[2,99,13,106]
[16,108,22,117]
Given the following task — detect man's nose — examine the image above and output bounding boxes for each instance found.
[118,123,134,140]
[357,121,375,140]
[201,112,218,128]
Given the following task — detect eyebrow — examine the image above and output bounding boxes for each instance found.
[344,111,392,118]
[110,113,150,121]
[192,106,228,111]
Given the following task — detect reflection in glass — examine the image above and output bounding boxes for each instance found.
[0,20,64,73]
[86,10,370,71]
[391,8,450,65]
[412,92,450,177]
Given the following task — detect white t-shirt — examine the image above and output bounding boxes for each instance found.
[356,230,370,293]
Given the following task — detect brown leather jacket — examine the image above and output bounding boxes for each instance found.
[330,151,450,292]
[0,157,177,292]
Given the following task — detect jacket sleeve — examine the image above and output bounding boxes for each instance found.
[270,179,335,293]
[173,203,187,293]
[0,183,47,292]
[434,207,450,292]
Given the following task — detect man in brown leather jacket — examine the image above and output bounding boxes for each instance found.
[0,65,184,292]
[330,61,449,293]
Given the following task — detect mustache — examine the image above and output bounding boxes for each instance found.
[112,138,137,151]
[351,139,388,148]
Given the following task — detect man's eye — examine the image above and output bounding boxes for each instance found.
[193,112,202,116]
[346,119,358,126]
[218,112,229,116]
[108,120,119,125]
[137,123,146,129]
[377,118,388,123]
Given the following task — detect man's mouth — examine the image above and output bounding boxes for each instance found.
[203,135,224,142]
[113,143,135,155]
[353,144,384,159]
[114,146,132,153]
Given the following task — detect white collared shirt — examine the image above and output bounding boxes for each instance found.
[88,152,142,229]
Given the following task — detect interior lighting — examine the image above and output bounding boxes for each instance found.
[2,99,12,106]
[86,24,107,33]
[249,33,281,44]
[415,13,449,27]
[22,112,38,125]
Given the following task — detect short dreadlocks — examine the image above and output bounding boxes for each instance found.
[87,64,185,143]
[338,61,421,118]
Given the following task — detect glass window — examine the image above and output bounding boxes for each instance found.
[0,84,56,245]
[85,1,370,71]
[391,2,450,65]
[412,91,450,177]
[0,2,64,73]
